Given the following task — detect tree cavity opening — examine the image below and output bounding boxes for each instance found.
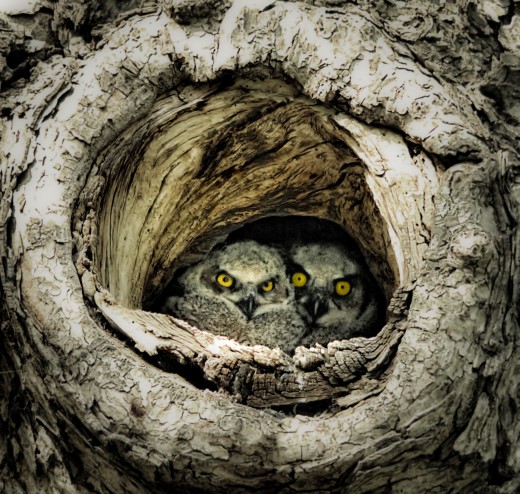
[74,77,441,406]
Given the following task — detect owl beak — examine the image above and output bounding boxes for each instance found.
[236,293,258,320]
[304,295,328,322]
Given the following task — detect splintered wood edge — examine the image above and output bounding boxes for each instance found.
[94,290,404,408]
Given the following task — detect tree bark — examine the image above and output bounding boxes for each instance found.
[0,1,519,493]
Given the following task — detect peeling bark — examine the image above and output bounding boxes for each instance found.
[0,1,519,493]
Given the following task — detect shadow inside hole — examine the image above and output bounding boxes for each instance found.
[92,79,402,309]
[155,215,388,353]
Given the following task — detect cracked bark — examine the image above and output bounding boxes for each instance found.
[0,1,519,493]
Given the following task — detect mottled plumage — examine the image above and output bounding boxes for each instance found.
[289,242,385,346]
[163,240,307,353]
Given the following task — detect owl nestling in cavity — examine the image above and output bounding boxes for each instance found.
[162,240,307,354]
[289,241,385,346]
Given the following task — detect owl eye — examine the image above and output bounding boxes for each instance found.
[335,279,351,297]
[216,272,235,288]
[260,280,274,293]
[291,272,308,288]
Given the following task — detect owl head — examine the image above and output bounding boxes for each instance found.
[289,242,384,336]
[179,240,291,320]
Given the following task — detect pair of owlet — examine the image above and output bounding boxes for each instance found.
[162,239,384,353]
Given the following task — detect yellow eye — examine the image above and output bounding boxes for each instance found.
[261,280,274,292]
[335,280,351,297]
[291,272,308,288]
[216,273,234,288]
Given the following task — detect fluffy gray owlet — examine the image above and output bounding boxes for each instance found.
[289,242,385,346]
[163,240,307,354]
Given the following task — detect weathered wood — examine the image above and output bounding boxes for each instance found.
[0,0,518,492]
[84,80,402,308]
[95,290,404,408]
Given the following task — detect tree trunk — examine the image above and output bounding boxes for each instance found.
[1,1,519,492]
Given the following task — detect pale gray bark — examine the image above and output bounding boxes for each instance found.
[0,1,519,493]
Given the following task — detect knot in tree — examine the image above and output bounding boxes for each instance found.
[0,1,518,493]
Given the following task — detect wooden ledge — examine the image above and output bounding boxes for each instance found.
[95,290,405,409]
